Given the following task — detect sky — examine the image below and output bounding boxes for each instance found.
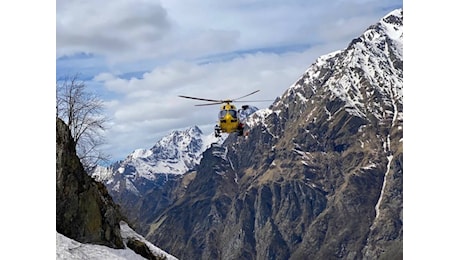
[56,0,403,162]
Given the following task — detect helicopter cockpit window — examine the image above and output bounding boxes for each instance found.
[219,110,227,119]
[229,109,237,118]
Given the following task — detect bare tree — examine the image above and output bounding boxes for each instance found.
[56,73,110,171]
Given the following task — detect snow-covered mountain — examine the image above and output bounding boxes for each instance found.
[245,8,402,135]
[93,125,224,184]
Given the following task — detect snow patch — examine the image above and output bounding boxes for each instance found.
[56,222,178,260]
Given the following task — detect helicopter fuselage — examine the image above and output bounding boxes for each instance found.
[217,103,241,134]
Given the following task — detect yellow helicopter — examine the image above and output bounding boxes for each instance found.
[178,90,269,137]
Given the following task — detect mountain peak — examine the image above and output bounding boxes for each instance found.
[93,125,223,184]
[260,7,403,128]
[188,125,203,135]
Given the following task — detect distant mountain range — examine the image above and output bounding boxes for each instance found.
[93,125,221,181]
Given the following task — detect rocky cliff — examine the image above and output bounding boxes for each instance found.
[56,117,177,259]
[145,9,403,260]
[56,117,125,248]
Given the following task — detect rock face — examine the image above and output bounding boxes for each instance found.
[56,103,180,260]
[145,9,403,260]
[56,117,125,248]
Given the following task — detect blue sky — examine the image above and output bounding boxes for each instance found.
[56,0,403,161]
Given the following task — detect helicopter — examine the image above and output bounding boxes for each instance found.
[178,90,269,137]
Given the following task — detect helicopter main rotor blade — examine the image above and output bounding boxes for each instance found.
[195,102,224,106]
[233,90,260,101]
[178,95,222,103]
[233,99,273,103]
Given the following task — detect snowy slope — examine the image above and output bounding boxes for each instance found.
[56,222,178,260]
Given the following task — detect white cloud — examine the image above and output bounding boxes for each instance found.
[57,0,171,61]
[57,0,401,62]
